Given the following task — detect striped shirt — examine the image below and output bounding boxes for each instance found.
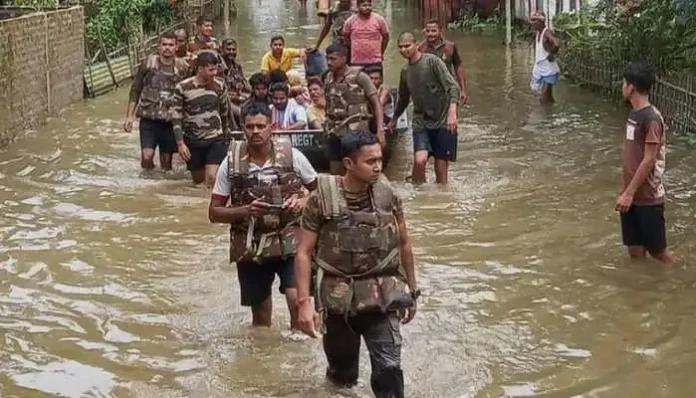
[172,76,230,141]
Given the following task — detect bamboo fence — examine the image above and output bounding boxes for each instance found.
[82,0,229,97]
[560,54,696,134]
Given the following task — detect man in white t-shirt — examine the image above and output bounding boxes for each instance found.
[269,82,308,130]
[209,102,317,329]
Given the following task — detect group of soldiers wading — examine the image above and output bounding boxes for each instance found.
[122,3,471,395]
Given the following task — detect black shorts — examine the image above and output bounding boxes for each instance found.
[139,118,177,154]
[412,127,458,161]
[326,135,342,162]
[183,136,228,171]
[237,256,296,307]
[620,204,667,254]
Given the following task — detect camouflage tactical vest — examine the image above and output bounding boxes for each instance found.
[227,137,305,264]
[420,40,457,76]
[314,174,413,315]
[137,55,189,121]
[324,67,372,137]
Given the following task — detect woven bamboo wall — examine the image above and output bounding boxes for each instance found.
[0,6,84,147]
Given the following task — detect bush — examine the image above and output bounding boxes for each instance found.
[85,0,176,53]
[554,0,696,73]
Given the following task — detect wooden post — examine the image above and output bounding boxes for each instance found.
[224,0,230,36]
[505,0,512,46]
[125,19,134,78]
[84,35,96,98]
[96,27,118,89]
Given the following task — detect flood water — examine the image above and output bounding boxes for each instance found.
[1,1,696,397]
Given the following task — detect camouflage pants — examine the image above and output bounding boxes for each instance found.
[323,312,404,398]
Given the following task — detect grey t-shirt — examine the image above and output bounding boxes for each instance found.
[394,53,460,130]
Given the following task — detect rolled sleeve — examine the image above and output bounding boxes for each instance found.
[644,121,664,144]
[292,102,308,124]
[291,148,318,184]
[212,156,231,197]
[286,48,302,58]
[301,192,324,233]
[356,72,378,98]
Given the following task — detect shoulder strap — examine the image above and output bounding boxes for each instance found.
[317,174,347,218]
[146,54,158,70]
[228,139,249,175]
[272,137,294,169]
[444,41,455,56]
[371,174,394,211]
[174,58,188,74]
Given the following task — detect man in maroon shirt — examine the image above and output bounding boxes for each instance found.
[616,61,674,263]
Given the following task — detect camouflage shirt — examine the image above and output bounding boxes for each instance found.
[224,59,251,105]
[171,76,230,141]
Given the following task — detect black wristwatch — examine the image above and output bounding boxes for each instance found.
[410,288,421,301]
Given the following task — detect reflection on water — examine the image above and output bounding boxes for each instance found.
[1,0,695,397]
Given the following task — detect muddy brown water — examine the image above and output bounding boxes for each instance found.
[1,1,696,397]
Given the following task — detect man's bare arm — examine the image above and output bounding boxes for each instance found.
[295,227,319,302]
[208,195,253,224]
[624,142,660,197]
[396,213,417,290]
[368,92,384,132]
[544,29,560,54]
[381,32,390,55]
[314,16,332,49]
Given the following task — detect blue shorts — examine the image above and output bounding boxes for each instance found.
[412,127,458,162]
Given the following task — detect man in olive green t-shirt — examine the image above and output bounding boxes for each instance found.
[391,32,459,184]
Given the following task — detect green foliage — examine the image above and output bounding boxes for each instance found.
[8,0,59,9]
[449,13,505,33]
[554,0,696,73]
[449,10,533,40]
[85,0,175,53]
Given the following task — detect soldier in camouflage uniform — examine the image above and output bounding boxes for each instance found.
[324,42,384,176]
[313,0,355,49]
[123,33,190,171]
[295,130,419,398]
[209,102,318,328]
[171,52,230,188]
[220,38,251,130]
[189,16,219,53]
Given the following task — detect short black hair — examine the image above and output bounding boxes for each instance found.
[269,82,290,95]
[242,101,272,120]
[270,35,285,45]
[398,31,417,43]
[363,64,383,76]
[222,38,238,47]
[268,69,289,85]
[249,72,269,88]
[326,42,349,58]
[425,18,442,28]
[308,79,324,89]
[196,16,212,26]
[340,130,378,159]
[197,51,219,67]
[160,32,177,42]
[623,61,656,94]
